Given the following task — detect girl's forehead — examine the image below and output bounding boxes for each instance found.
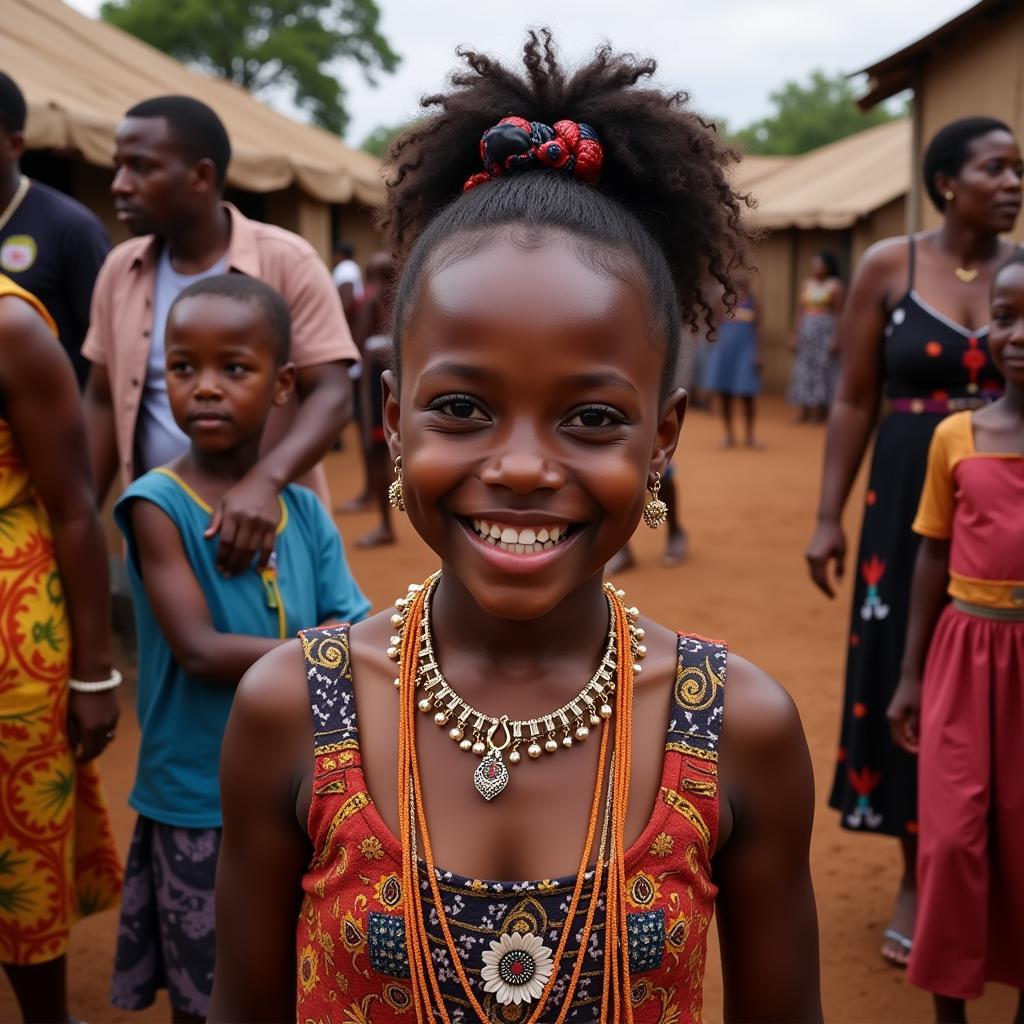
[994,264,1024,298]
[420,231,648,330]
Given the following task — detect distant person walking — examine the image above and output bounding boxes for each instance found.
[706,283,762,447]
[352,251,398,547]
[789,251,844,422]
[0,276,122,1023]
[332,239,364,325]
[82,96,358,575]
[806,116,1021,968]
[0,73,110,386]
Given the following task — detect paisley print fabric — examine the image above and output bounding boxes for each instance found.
[295,625,726,1023]
[0,277,121,966]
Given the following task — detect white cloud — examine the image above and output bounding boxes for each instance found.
[65,0,975,144]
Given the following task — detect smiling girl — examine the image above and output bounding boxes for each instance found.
[209,35,821,1023]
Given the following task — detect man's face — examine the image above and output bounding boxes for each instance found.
[111,116,201,237]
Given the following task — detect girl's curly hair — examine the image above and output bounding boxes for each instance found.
[382,30,751,390]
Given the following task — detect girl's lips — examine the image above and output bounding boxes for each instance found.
[459,517,583,575]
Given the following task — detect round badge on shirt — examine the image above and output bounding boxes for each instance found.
[1,235,37,273]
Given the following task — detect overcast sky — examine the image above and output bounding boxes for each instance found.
[66,0,975,146]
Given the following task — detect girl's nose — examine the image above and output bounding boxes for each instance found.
[480,448,565,495]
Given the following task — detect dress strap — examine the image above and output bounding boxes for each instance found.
[906,235,916,292]
[665,634,727,762]
[299,623,360,757]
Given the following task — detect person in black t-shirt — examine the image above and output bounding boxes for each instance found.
[0,72,110,386]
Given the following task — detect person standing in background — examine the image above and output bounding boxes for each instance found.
[332,239,364,325]
[789,251,845,423]
[352,251,398,547]
[83,96,358,576]
[706,280,762,448]
[0,73,110,387]
[806,116,1021,969]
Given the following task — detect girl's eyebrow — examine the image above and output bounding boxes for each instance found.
[564,370,639,394]
[419,360,493,382]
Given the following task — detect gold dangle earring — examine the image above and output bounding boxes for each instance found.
[388,456,405,512]
[642,472,668,529]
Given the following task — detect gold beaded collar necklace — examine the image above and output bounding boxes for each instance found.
[388,572,645,800]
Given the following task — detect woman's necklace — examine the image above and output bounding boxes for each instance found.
[955,266,979,284]
[388,571,645,799]
[0,176,29,235]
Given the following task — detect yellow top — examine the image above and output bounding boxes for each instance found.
[0,275,58,511]
[914,411,1024,609]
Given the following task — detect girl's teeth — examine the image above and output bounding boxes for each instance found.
[472,520,572,550]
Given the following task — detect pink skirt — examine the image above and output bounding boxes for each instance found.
[909,604,1024,999]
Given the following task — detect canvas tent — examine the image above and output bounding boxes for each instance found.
[0,0,385,259]
[737,120,910,391]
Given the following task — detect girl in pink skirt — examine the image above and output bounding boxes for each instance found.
[888,252,1024,1022]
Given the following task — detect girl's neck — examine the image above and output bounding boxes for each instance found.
[171,438,263,503]
[429,570,613,675]
[998,379,1024,418]
[935,220,1001,266]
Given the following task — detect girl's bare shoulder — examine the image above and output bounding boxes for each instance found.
[721,653,806,761]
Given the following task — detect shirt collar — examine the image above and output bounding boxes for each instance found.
[128,203,260,277]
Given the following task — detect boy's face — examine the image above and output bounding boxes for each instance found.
[165,294,295,452]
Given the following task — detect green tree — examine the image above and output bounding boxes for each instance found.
[360,120,412,159]
[101,0,400,137]
[734,69,899,156]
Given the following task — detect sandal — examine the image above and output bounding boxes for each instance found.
[881,928,913,968]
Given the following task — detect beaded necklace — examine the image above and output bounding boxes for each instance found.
[394,575,638,1022]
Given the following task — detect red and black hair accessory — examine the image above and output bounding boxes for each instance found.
[463,116,604,192]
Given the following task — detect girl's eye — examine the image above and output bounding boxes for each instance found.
[168,361,192,374]
[564,407,622,429]
[431,396,488,420]
[225,363,250,376]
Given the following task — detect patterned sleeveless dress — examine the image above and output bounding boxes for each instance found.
[296,625,726,1023]
[0,276,122,965]
[828,237,1003,838]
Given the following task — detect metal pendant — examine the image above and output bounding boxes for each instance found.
[474,748,510,801]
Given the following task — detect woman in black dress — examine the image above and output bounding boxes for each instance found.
[806,117,1022,967]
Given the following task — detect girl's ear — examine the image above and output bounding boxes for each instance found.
[272,362,297,406]
[649,386,687,481]
[382,369,401,463]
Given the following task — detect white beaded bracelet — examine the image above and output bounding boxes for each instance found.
[69,669,123,693]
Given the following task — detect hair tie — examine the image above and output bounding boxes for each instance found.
[463,116,604,192]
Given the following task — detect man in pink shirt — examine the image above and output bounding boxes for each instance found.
[83,96,358,575]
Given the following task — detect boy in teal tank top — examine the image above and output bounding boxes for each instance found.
[110,274,369,1018]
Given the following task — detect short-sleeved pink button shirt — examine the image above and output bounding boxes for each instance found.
[82,203,359,506]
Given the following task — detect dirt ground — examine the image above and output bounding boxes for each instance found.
[2,397,1017,1023]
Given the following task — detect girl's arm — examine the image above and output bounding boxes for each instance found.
[805,239,904,597]
[130,500,283,682]
[0,296,117,762]
[887,538,950,753]
[209,642,312,1022]
[715,656,822,1023]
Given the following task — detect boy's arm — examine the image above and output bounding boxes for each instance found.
[131,500,283,683]
[715,655,822,1023]
[209,642,311,1023]
[887,537,950,753]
